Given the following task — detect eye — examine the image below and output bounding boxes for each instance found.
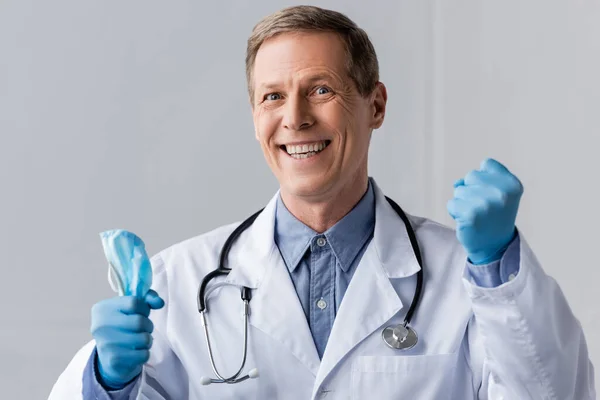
[264,93,282,101]
[315,86,331,95]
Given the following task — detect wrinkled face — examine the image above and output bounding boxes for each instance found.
[251,31,386,201]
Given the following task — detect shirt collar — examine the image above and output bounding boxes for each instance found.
[274,179,376,273]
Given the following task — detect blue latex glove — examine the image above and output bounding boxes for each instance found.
[447,158,523,265]
[91,290,165,389]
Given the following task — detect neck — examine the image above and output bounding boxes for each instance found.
[279,173,369,233]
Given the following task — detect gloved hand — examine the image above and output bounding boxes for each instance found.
[91,290,165,389]
[447,158,523,265]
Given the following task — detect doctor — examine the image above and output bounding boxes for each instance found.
[50,5,595,399]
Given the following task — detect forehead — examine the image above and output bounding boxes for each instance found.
[253,31,349,88]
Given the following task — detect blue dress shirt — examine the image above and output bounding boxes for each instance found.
[466,234,521,287]
[274,181,376,358]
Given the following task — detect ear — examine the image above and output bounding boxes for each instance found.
[370,82,387,129]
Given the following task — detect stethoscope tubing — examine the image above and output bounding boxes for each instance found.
[197,195,424,384]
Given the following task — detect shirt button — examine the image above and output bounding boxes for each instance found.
[316,299,327,310]
[316,237,327,247]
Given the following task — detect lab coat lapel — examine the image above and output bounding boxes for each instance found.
[225,191,321,377]
[311,245,402,394]
[249,248,321,376]
[312,180,421,395]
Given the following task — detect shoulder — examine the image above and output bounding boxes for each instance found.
[406,213,466,262]
[149,221,242,277]
[408,214,457,243]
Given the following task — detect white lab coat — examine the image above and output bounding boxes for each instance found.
[49,180,595,399]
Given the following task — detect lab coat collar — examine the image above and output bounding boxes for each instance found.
[370,178,422,279]
[225,177,421,288]
[223,190,279,289]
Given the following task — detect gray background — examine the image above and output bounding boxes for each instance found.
[1,0,598,398]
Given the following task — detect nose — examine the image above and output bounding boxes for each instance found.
[282,96,314,131]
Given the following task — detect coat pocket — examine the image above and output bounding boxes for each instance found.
[351,353,459,400]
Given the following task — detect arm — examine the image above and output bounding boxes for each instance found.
[464,233,595,399]
[448,159,595,399]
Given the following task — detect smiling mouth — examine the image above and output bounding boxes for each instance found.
[280,140,331,160]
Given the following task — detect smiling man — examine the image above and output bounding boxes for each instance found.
[50,6,595,399]
[251,29,385,233]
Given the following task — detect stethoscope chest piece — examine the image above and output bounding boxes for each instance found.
[382,324,418,350]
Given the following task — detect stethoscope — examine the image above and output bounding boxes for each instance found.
[196,196,424,385]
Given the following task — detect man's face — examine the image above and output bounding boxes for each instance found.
[251,32,386,201]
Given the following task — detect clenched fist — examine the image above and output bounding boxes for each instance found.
[447,158,523,265]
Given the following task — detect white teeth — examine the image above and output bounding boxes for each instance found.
[291,152,317,160]
[285,141,328,155]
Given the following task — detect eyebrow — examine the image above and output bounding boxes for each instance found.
[257,73,335,93]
